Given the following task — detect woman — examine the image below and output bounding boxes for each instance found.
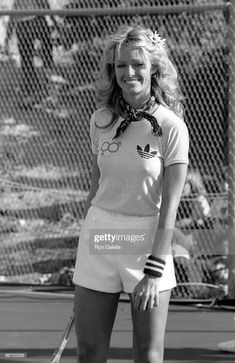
[73,24,189,363]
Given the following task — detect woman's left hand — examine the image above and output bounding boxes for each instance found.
[132,275,160,311]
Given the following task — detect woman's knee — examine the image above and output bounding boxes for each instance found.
[77,341,108,363]
[134,345,164,363]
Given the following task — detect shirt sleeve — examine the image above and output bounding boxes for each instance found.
[90,112,99,155]
[163,119,189,167]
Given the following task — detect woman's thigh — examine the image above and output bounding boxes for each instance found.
[74,285,120,362]
[129,289,171,363]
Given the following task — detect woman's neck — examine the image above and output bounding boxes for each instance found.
[122,94,151,110]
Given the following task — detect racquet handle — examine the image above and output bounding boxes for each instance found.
[49,311,75,363]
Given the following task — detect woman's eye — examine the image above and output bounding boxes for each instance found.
[116,63,144,68]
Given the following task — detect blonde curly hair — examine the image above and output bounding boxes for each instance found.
[94,24,184,127]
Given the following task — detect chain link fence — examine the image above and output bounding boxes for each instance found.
[0,0,233,299]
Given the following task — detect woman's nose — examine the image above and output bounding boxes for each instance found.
[126,65,135,76]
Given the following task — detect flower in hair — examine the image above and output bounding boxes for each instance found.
[149,31,166,48]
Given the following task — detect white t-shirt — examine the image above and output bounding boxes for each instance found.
[90,104,189,216]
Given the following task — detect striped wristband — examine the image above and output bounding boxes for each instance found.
[143,255,166,277]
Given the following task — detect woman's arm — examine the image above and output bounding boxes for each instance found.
[151,162,188,258]
[83,154,100,218]
[132,162,187,311]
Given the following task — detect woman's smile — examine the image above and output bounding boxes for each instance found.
[125,78,139,82]
[124,78,141,86]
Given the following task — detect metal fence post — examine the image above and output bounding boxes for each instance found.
[228,1,235,298]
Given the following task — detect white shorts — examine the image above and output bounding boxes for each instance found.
[73,205,176,293]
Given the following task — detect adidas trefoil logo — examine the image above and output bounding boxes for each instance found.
[137,144,158,159]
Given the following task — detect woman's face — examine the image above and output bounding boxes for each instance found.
[115,46,152,103]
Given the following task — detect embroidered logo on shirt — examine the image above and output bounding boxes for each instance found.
[100,141,121,156]
[137,144,158,159]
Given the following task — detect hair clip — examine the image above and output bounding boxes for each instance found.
[149,31,166,48]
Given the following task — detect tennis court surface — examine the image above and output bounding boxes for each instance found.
[0,287,235,363]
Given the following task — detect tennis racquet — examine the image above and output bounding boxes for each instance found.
[49,311,75,363]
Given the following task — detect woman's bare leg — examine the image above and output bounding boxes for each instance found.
[129,289,171,363]
[74,285,120,363]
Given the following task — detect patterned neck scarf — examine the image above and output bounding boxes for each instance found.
[112,96,162,140]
